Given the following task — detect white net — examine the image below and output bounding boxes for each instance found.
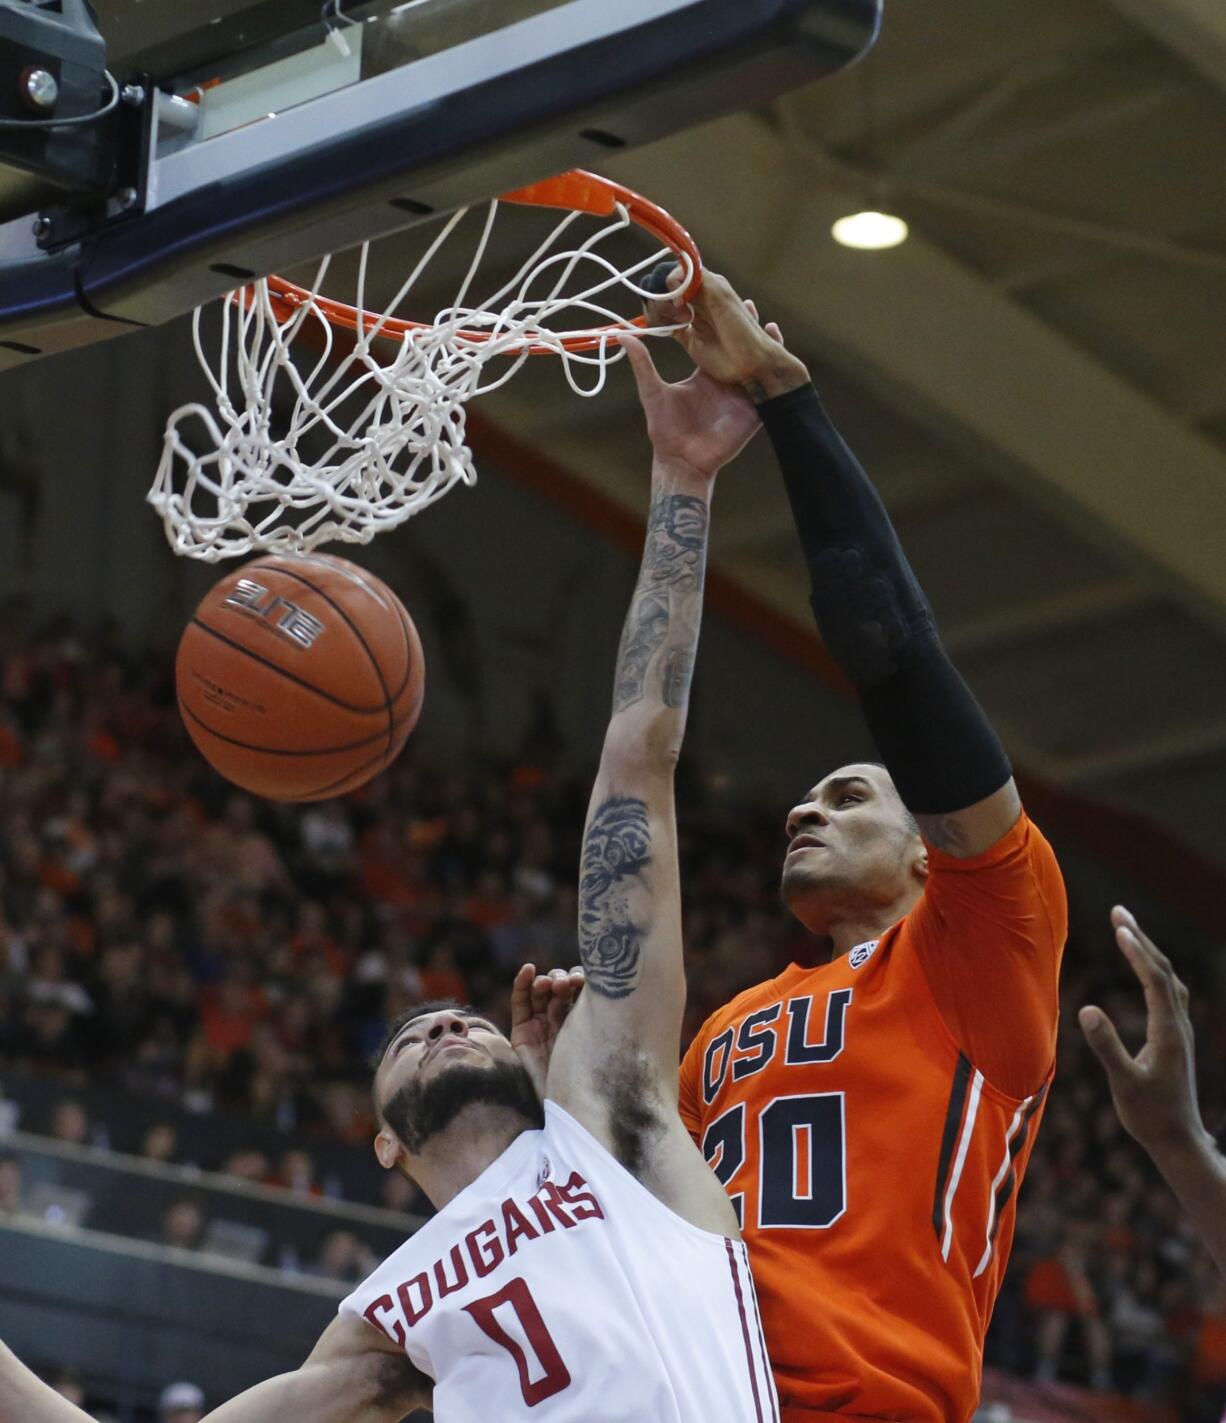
[149,196,692,561]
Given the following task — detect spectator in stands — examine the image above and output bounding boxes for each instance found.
[270,1149,319,1197]
[45,1372,84,1410]
[0,1151,23,1216]
[157,1381,205,1423]
[1,623,1225,1417]
[25,949,92,1021]
[1188,1278,1226,1423]
[379,1171,423,1216]
[311,1229,376,1283]
[139,1123,178,1165]
[1025,1218,1113,1391]
[1104,1253,1172,1397]
[46,1100,89,1148]
[161,1199,205,1252]
[221,1150,269,1184]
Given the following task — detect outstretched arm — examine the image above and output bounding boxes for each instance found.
[646,270,1018,857]
[546,335,758,1127]
[1080,907,1226,1279]
[201,1315,425,1423]
[0,1317,426,1423]
[0,1345,95,1423]
[644,269,1062,1103]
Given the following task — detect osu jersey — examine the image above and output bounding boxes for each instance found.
[342,1100,778,1423]
[679,811,1067,1423]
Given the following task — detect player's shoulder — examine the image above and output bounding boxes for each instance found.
[926,806,1063,883]
[911,806,1068,941]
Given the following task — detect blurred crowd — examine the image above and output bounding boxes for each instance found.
[1,618,1225,1418]
[35,1372,206,1423]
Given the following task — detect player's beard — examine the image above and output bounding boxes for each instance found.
[382,1058,544,1155]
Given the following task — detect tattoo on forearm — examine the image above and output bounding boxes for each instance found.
[578,796,651,999]
[662,649,694,708]
[612,491,709,714]
[613,592,668,712]
[914,814,971,855]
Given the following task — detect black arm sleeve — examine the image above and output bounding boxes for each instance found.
[759,384,1012,816]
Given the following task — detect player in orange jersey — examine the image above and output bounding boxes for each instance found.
[630,268,1069,1423]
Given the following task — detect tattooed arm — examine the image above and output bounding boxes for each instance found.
[645,270,1019,856]
[544,338,755,1231]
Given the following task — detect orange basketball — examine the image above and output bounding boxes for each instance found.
[176,553,425,802]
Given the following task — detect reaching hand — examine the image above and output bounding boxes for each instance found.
[643,268,809,398]
[1079,906,1205,1158]
[510,963,585,1100]
[622,335,762,481]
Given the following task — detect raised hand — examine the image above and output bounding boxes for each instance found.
[1078,906,1204,1156]
[1080,907,1226,1280]
[621,334,761,481]
[510,963,585,1100]
[643,268,808,400]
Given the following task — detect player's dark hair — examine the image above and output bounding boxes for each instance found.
[369,999,474,1073]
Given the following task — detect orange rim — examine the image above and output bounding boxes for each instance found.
[258,170,703,355]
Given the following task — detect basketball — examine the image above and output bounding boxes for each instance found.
[175,554,425,802]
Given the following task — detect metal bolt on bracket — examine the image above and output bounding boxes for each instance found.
[21,68,59,113]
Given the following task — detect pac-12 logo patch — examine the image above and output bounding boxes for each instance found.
[848,939,879,970]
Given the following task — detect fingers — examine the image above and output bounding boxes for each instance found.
[697,271,739,306]
[642,259,681,297]
[620,333,666,399]
[546,977,574,1028]
[528,966,581,1005]
[531,967,569,1017]
[1111,904,1189,1028]
[644,299,691,334]
[1078,1004,1137,1083]
[509,963,535,1024]
[544,968,584,1028]
[765,321,784,345]
[510,963,585,1039]
[1114,906,1178,981]
[636,263,690,328]
[561,966,585,1005]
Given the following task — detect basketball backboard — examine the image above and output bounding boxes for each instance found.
[0,0,882,368]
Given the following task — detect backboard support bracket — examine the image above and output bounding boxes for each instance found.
[0,0,882,370]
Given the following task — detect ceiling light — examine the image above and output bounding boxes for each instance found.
[831,210,909,250]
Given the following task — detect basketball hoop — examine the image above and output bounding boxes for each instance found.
[149,171,702,562]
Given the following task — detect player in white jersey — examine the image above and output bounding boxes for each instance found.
[0,320,775,1423]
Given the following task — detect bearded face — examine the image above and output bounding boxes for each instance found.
[381,1057,543,1156]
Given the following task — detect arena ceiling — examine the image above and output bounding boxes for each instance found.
[88,0,1226,869]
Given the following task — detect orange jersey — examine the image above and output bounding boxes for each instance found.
[679,812,1067,1423]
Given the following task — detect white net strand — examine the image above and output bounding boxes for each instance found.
[149,198,693,561]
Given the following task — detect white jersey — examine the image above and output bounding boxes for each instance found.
[341,1101,777,1423]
